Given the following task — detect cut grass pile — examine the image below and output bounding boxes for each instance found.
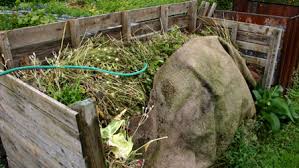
[15,28,190,119]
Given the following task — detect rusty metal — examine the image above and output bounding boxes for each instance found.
[227,0,299,88]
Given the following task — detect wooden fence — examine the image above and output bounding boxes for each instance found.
[0,1,284,168]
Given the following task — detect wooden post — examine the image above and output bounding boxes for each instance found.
[160,5,169,33]
[188,0,198,33]
[263,29,282,88]
[71,99,105,168]
[197,1,206,16]
[207,3,217,17]
[203,2,210,16]
[69,19,81,48]
[122,11,131,40]
[0,32,13,68]
[231,23,238,43]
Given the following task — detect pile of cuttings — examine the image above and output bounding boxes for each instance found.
[15,28,191,167]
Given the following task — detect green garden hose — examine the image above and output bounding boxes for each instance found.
[0,63,148,77]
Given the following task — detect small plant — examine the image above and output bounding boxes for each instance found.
[17,9,56,27]
[253,85,299,132]
[47,81,87,105]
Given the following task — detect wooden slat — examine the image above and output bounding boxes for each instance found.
[188,0,197,32]
[231,23,238,43]
[7,22,70,50]
[263,29,283,88]
[79,12,122,36]
[243,55,267,66]
[129,6,160,23]
[160,5,169,33]
[198,1,206,16]
[71,99,105,168]
[203,2,210,16]
[0,120,85,168]
[207,3,217,17]
[201,17,275,35]
[237,40,269,53]
[0,73,79,132]
[168,15,189,29]
[11,38,71,67]
[0,85,83,156]
[132,19,161,36]
[168,1,190,16]
[0,32,13,68]
[237,31,270,45]
[69,19,81,48]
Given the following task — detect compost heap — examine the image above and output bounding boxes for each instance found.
[132,36,256,168]
[15,29,256,167]
[15,29,191,167]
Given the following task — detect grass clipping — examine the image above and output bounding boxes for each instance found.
[17,28,189,119]
[15,29,189,167]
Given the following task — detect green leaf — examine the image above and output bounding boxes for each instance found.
[262,112,280,132]
[271,85,283,98]
[253,90,262,100]
[290,102,299,119]
[270,98,294,122]
[100,120,125,140]
[108,131,133,159]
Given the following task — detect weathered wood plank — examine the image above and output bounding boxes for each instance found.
[207,3,217,17]
[79,12,122,36]
[0,120,85,168]
[237,31,270,45]
[0,85,83,156]
[168,1,190,16]
[168,15,189,29]
[0,32,13,68]
[160,5,169,33]
[11,38,71,67]
[237,40,269,54]
[201,17,275,35]
[7,22,70,50]
[198,1,207,16]
[132,15,188,36]
[188,0,197,33]
[243,54,267,66]
[132,19,161,36]
[230,23,238,43]
[69,19,81,48]
[71,99,105,168]
[129,6,160,23]
[263,29,283,88]
[0,73,79,132]
[203,2,210,16]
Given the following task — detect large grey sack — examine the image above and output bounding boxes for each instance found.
[134,36,256,168]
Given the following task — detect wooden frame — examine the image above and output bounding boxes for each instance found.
[0,1,283,168]
[199,17,283,88]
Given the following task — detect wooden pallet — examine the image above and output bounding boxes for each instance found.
[199,17,283,88]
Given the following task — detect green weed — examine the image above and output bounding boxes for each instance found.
[253,85,299,132]
[214,70,299,168]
